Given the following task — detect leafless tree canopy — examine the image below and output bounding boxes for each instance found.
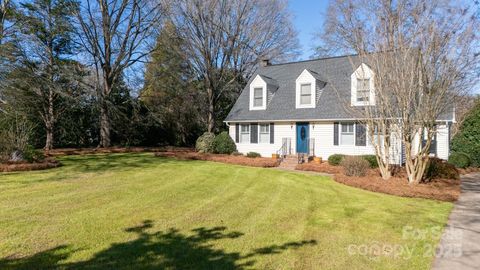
[75,0,164,147]
[318,0,479,183]
[171,0,299,132]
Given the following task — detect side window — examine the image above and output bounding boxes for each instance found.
[240,124,250,143]
[259,124,270,143]
[341,123,355,145]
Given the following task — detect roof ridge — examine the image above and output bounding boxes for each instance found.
[268,53,359,67]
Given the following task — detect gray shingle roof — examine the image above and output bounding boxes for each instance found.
[225,54,455,122]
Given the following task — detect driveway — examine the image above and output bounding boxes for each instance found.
[432,173,480,270]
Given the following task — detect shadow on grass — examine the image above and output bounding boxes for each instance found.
[60,154,179,174]
[0,220,316,270]
[0,154,186,185]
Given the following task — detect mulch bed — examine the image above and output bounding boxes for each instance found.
[296,162,460,202]
[154,151,280,168]
[46,146,192,156]
[0,158,61,173]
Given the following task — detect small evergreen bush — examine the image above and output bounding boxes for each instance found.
[451,101,480,166]
[328,154,345,166]
[361,155,379,168]
[246,152,261,158]
[23,145,45,163]
[425,158,459,180]
[341,156,370,177]
[195,132,215,153]
[448,152,471,168]
[212,131,237,154]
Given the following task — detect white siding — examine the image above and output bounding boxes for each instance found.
[229,122,295,157]
[436,124,450,160]
[310,122,402,164]
[229,121,404,163]
[409,124,450,160]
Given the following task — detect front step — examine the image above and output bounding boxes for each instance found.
[278,156,299,169]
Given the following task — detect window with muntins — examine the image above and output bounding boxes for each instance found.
[300,83,312,105]
[341,123,355,145]
[240,124,250,143]
[259,124,270,143]
[356,78,370,102]
[253,88,263,107]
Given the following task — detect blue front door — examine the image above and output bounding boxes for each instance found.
[296,123,309,153]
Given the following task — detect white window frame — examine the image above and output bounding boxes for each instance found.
[259,124,270,144]
[356,78,370,102]
[296,69,317,108]
[351,63,375,106]
[299,83,312,105]
[253,87,263,107]
[249,75,267,110]
[240,124,250,143]
[340,122,355,145]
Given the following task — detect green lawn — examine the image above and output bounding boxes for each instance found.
[0,153,452,269]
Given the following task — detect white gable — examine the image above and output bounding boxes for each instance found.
[295,69,317,109]
[351,63,375,106]
[249,75,267,110]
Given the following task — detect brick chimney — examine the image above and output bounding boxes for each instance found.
[260,58,271,67]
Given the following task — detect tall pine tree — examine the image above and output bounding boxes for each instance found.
[141,22,204,146]
[14,0,78,150]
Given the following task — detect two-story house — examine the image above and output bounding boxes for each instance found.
[224,54,454,163]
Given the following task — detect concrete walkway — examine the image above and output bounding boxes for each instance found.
[432,173,480,270]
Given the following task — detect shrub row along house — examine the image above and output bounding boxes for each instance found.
[224,55,454,163]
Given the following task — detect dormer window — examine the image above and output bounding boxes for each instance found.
[253,87,263,107]
[356,78,370,102]
[351,63,375,106]
[296,69,321,109]
[249,74,277,111]
[300,84,312,105]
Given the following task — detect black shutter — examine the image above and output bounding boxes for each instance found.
[270,123,274,144]
[355,123,366,146]
[235,124,239,143]
[334,122,339,145]
[430,132,437,155]
[250,123,258,143]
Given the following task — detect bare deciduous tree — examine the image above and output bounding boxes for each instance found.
[172,0,298,133]
[319,0,479,183]
[75,0,163,147]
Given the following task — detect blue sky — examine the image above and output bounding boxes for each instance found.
[288,0,330,60]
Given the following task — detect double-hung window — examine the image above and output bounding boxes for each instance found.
[253,88,263,107]
[300,83,312,105]
[259,124,270,143]
[341,123,355,145]
[240,124,250,143]
[356,78,370,102]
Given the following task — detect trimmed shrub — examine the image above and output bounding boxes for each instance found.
[328,154,345,166]
[425,157,459,180]
[212,131,237,154]
[448,152,471,169]
[340,156,370,177]
[231,151,243,156]
[195,132,215,153]
[246,152,261,158]
[361,155,379,168]
[451,100,480,167]
[23,145,45,163]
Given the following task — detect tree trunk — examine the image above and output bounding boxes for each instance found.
[206,86,214,133]
[44,88,55,151]
[100,99,111,148]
